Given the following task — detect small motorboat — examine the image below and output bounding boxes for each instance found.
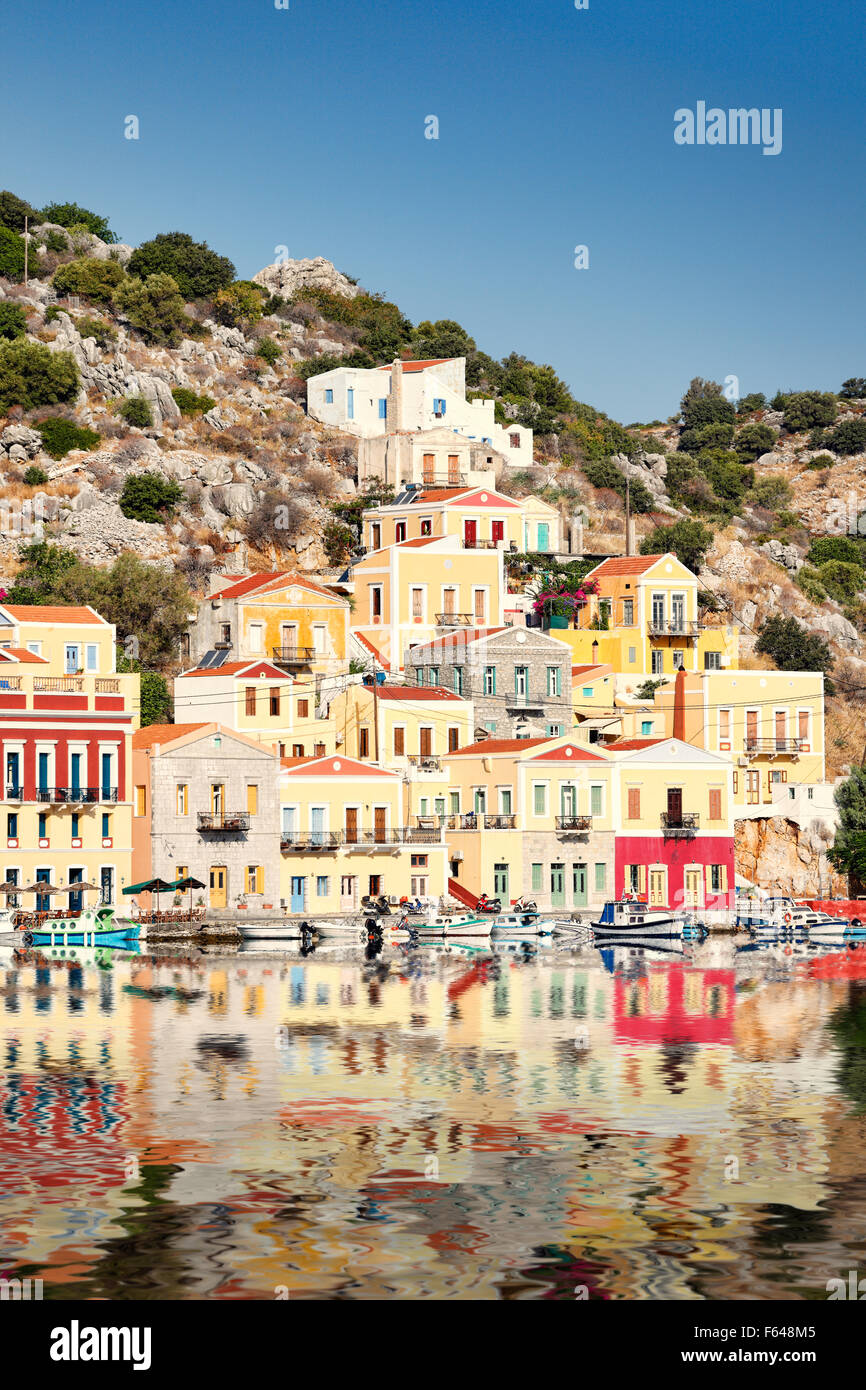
[591,899,681,939]
[21,905,140,950]
[489,909,557,937]
[237,920,317,941]
[381,909,490,938]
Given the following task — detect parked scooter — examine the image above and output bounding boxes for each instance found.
[361,894,392,916]
[475,894,502,914]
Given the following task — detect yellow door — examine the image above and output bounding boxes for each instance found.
[209,866,227,909]
[684,868,701,910]
[649,869,666,907]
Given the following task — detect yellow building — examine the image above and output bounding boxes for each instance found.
[328,680,475,766]
[349,535,505,669]
[648,669,826,811]
[173,659,335,756]
[279,753,447,912]
[362,484,562,554]
[545,553,738,678]
[0,603,138,909]
[185,572,350,677]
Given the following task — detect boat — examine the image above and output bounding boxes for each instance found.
[237,920,318,941]
[21,904,140,949]
[489,908,558,937]
[379,909,491,938]
[736,893,824,932]
[591,899,681,939]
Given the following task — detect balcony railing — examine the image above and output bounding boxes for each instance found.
[505,692,543,709]
[281,831,342,850]
[435,613,477,627]
[744,737,804,756]
[660,811,700,835]
[556,814,593,832]
[446,812,515,830]
[421,473,468,489]
[94,678,120,693]
[344,826,443,846]
[0,677,23,691]
[483,813,517,829]
[197,812,251,832]
[272,646,316,666]
[462,538,504,550]
[6,785,118,803]
[406,754,443,771]
[33,676,85,692]
[648,619,700,638]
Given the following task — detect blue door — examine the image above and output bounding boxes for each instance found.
[69,868,83,914]
[101,752,112,799]
[291,876,305,913]
[537,522,550,553]
[38,752,49,794]
[347,388,354,421]
[311,808,325,847]
[36,868,51,913]
[70,752,82,797]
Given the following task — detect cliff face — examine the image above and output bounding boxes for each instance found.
[735,816,845,896]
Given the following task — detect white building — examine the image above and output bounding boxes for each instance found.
[306,356,533,463]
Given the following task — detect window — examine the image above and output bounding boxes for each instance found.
[509,433,520,449]
[422,453,435,483]
[313,625,327,655]
[473,590,486,624]
[270,688,281,717]
[410,854,428,868]
[86,644,99,671]
[6,812,17,838]
[531,863,543,892]
[317,875,330,897]
[499,789,512,814]
[710,865,723,892]
[101,812,110,838]
[628,647,637,664]
[325,388,333,404]
[245,687,257,716]
[371,523,381,550]
[292,744,304,757]
[709,788,722,820]
[627,788,641,819]
[704,651,721,670]
[371,586,382,620]
[347,387,354,420]
[249,623,264,653]
[582,686,594,698]
[359,728,370,758]
[176,784,188,816]
[220,623,231,645]
[415,666,425,685]
[38,812,47,838]
[547,724,562,737]
[246,866,264,895]
[484,721,497,733]
[395,521,407,543]
[247,785,258,816]
[641,720,653,736]
[420,518,432,536]
[590,785,603,817]
[515,666,528,696]
[211,783,224,814]
[448,727,459,753]
[135,785,147,816]
[450,792,460,814]
[393,724,405,757]
[419,727,433,757]
[433,397,446,417]
[622,599,634,625]
[378,398,388,419]
[26,641,42,656]
[547,666,560,697]
[651,650,664,675]
[484,666,496,695]
[594,862,606,893]
[70,811,79,837]
[428,666,439,686]
[673,650,685,670]
[533,785,547,816]
[176,866,188,883]
[297,698,309,718]
[651,593,665,629]
[411,588,424,621]
[719,709,731,747]
[453,666,464,696]
[798,710,810,746]
[314,743,326,757]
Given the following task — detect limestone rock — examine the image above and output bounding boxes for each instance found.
[0,425,42,459]
[252,256,360,301]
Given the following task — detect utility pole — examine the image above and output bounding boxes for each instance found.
[372,667,380,763]
[624,473,632,556]
[23,215,28,287]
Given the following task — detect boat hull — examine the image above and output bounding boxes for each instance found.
[28,927,140,948]
[592,918,680,939]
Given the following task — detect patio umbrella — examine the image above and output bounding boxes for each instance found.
[174,875,206,917]
[122,876,175,913]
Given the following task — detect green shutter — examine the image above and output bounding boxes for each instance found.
[594,862,606,892]
[531,863,542,892]
[590,785,602,816]
[534,785,545,815]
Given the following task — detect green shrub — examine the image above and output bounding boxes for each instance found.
[0,226,27,279]
[37,417,100,459]
[840,379,866,400]
[679,420,735,454]
[119,471,183,523]
[796,566,827,605]
[23,465,48,486]
[255,335,282,366]
[701,450,753,505]
[171,387,215,416]
[43,228,69,254]
[212,280,265,327]
[748,476,793,511]
[582,458,654,511]
[127,232,235,300]
[0,339,79,413]
[73,314,116,349]
[782,391,837,433]
[815,560,865,604]
[113,272,191,346]
[639,518,714,572]
[826,418,866,456]
[755,615,834,677]
[737,392,767,414]
[52,257,127,304]
[117,394,154,428]
[323,520,356,564]
[805,453,835,471]
[806,536,866,568]
[0,301,27,340]
[734,422,777,461]
[0,190,35,232]
[40,201,117,243]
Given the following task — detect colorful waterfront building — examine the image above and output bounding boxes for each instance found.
[184,571,350,677]
[361,484,562,555]
[173,658,336,757]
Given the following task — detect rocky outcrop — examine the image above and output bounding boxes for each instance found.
[1,425,42,462]
[735,816,844,897]
[252,256,360,301]
[31,223,133,266]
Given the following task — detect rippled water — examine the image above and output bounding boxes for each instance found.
[2,934,866,1301]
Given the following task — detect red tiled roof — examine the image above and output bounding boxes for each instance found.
[377,358,453,373]
[3,604,104,624]
[395,536,440,548]
[529,743,606,763]
[605,738,665,751]
[282,754,395,778]
[410,627,504,653]
[373,685,464,701]
[584,555,666,579]
[180,660,290,681]
[571,664,608,677]
[447,737,554,756]
[133,723,208,749]
[0,646,49,664]
[212,572,340,601]
[410,489,472,503]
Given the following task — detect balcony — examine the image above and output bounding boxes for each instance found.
[421,473,468,489]
[197,812,251,832]
[483,813,517,829]
[447,812,478,830]
[272,645,316,667]
[648,619,700,639]
[660,811,700,836]
[345,826,442,847]
[281,831,342,850]
[33,676,85,693]
[744,737,804,757]
[462,538,504,550]
[94,678,120,693]
[435,613,476,628]
[0,676,22,691]
[556,814,593,832]
[21,786,119,805]
[406,754,443,772]
[505,692,543,710]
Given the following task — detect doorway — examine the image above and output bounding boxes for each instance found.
[209,866,227,910]
[551,863,565,908]
[572,862,587,907]
[290,875,305,913]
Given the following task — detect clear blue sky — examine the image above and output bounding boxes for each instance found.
[2,0,863,421]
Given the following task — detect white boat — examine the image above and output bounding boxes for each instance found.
[237,920,317,941]
[380,909,490,937]
[489,909,558,937]
[591,899,681,939]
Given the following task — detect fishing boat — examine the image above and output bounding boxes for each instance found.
[381,909,491,938]
[591,898,681,939]
[489,908,558,937]
[20,904,140,949]
[237,920,318,941]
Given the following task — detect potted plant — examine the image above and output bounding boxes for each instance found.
[532,579,599,629]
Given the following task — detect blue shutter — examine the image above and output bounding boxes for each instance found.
[347,388,354,420]
[378,398,388,419]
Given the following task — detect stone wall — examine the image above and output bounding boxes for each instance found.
[735,815,845,897]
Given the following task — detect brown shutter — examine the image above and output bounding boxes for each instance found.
[394,727,405,756]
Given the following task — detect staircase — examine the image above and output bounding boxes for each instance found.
[448,876,478,909]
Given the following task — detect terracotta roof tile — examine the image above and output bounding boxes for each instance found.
[373,685,465,701]
[3,605,104,624]
[584,555,666,579]
[212,572,341,601]
[0,646,49,664]
[133,723,209,749]
[447,737,554,756]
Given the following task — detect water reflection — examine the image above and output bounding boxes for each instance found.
[0,939,865,1300]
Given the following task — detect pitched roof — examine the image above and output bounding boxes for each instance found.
[133,723,209,750]
[282,754,395,778]
[409,488,472,503]
[571,664,609,677]
[409,627,504,654]
[3,604,104,625]
[179,660,290,681]
[604,737,665,751]
[377,358,453,373]
[0,646,49,664]
[528,742,606,763]
[212,572,341,602]
[373,684,465,702]
[584,555,667,580]
[395,536,440,548]
[447,737,554,756]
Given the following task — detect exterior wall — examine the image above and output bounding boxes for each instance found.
[358,432,500,491]
[361,487,559,554]
[188,582,349,672]
[173,672,336,755]
[614,834,734,912]
[328,684,474,764]
[140,732,281,910]
[405,628,573,739]
[1,609,117,674]
[549,619,738,678]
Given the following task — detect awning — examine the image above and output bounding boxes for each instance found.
[122,877,176,895]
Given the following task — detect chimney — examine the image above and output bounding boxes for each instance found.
[390,359,403,432]
[672,667,686,742]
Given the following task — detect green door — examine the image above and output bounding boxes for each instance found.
[572,863,587,908]
[494,863,509,898]
[537,522,550,553]
[551,863,565,908]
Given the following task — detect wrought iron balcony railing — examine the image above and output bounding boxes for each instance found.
[272,646,316,665]
[744,737,804,755]
[660,811,700,835]
[280,831,342,850]
[648,619,700,638]
[198,812,251,832]
[556,814,593,832]
[434,613,477,627]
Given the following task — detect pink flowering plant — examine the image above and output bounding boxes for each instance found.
[532,577,599,621]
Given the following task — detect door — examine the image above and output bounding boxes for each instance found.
[464,519,477,549]
[6,751,19,796]
[746,770,760,805]
[38,751,49,794]
[101,752,113,799]
[290,876,305,912]
[340,875,356,910]
[447,454,460,484]
[551,863,566,908]
[491,520,504,545]
[649,868,667,907]
[473,590,486,624]
[282,806,296,844]
[746,710,758,751]
[374,806,387,843]
[561,785,576,819]
[419,727,432,757]
[70,752,82,797]
[474,788,486,815]
[443,587,456,616]
[65,644,79,675]
[537,522,549,553]
[36,867,51,913]
[667,787,682,823]
[69,867,83,914]
[775,711,786,751]
[311,807,325,846]
[209,866,227,910]
[684,868,702,910]
[652,594,665,631]
[423,453,435,484]
[281,623,297,658]
[494,863,509,899]
[572,863,587,907]
[345,807,358,842]
[671,593,685,632]
[100,866,114,906]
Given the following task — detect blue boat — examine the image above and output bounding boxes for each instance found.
[22,904,140,950]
